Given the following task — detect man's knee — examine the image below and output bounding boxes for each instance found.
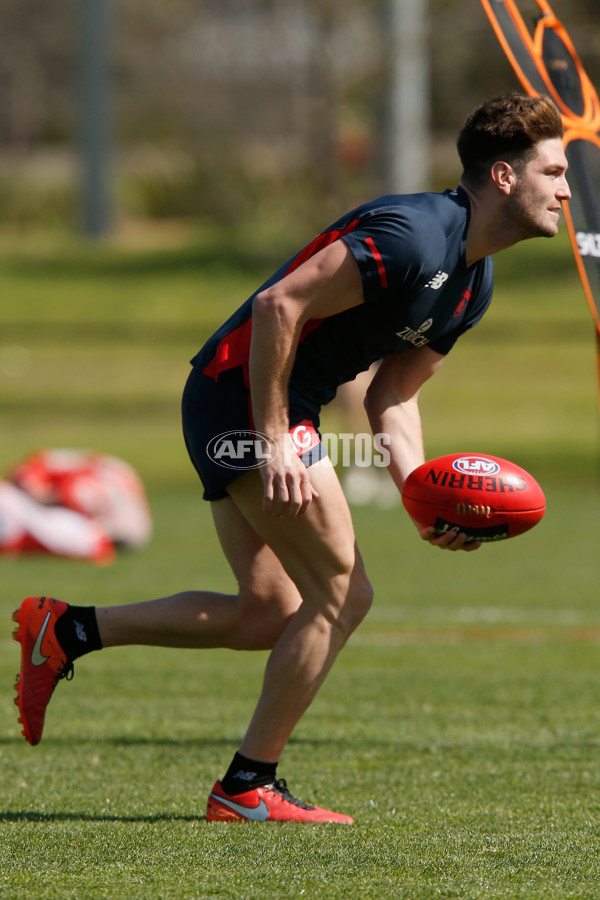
[345,570,374,631]
[230,588,299,650]
[322,567,373,637]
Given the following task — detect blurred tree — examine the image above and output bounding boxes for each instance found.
[0,0,597,229]
[0,0,77,146]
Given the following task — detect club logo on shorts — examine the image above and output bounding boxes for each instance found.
[452,456,501,476]
[207,430,278,470]
[289,421,320,455]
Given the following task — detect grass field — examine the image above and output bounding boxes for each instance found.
[0,224,599,899]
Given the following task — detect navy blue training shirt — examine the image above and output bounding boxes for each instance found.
[193,187,494,412]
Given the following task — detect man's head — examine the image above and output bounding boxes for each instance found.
[458,93,570,245]
[457,92,563,189]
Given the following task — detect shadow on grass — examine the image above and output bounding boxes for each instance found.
[0,810,204,823]
[0,734,367,749]
[5,734,599,756]
[0,735,238,748]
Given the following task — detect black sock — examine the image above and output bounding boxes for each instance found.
[220,752,278,795]
[54,605,103,661]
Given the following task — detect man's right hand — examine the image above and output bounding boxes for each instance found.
[260,442,318,518]
[419,525,482,552]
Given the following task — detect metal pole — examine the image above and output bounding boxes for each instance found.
[381,0,430,193]
[82,0,111,237]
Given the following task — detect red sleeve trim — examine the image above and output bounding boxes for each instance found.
[364,236,388,288]
[203,218,361,381]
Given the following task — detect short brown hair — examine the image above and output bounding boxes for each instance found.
[457,92,563,187]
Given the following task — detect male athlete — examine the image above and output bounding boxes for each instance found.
[12,93,569,824]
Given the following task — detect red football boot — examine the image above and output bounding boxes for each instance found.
[12,596,73,745]
[206,778,354,824]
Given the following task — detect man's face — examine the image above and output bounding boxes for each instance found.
[508,137,571,238]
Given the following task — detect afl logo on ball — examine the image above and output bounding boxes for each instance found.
[452,456,501,476]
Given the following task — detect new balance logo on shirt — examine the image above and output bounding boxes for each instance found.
[425,271,448,290]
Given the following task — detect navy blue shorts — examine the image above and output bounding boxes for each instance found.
[182,365,328,501]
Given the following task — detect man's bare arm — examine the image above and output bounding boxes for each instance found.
[365,348,482,552]
[249,239,364,516]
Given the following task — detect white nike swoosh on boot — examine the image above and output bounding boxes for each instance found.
[211,793,270,821]
[31,612,51,666]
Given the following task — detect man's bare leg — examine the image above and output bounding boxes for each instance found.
[92,456,371,762]
[96,496,303,651]
[95,459,370,761]
[225,459,373,763]
[13,457,370,823]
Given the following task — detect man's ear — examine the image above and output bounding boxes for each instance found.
[490,160,516,195]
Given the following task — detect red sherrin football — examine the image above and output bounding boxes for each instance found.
[401,453,546,542]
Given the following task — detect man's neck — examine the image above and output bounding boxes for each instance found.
[460,182,522,266]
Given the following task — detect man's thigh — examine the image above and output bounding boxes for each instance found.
[211,494,302,619]
[227,459,366,606]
